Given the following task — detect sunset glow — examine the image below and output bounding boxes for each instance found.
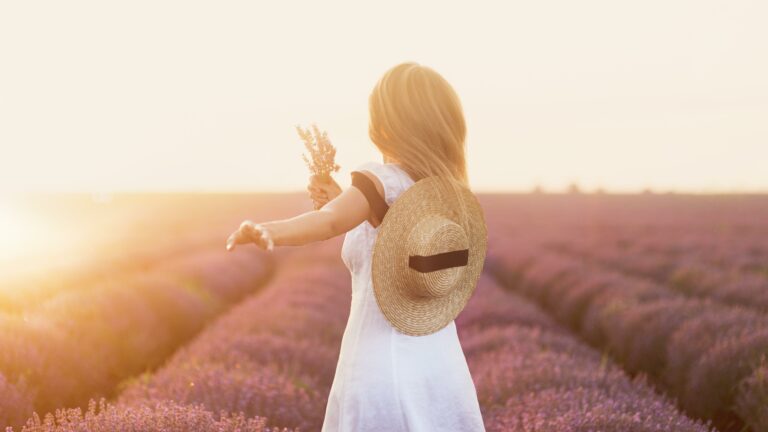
[0,201,36,262]
[0,199,81,273]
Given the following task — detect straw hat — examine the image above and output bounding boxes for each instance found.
[371,177,487,336]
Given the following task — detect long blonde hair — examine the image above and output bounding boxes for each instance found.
[368,62,471,227]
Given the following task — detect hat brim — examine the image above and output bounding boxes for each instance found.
[372,177,487,336]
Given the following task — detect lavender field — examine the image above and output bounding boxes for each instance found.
[2,193,767,431]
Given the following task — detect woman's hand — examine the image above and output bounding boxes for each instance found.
[307,175,342,210]
[226,220,274,252]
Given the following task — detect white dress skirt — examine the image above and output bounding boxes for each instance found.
[321,161,486,432]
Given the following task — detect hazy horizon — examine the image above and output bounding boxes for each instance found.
[1,0,766,194]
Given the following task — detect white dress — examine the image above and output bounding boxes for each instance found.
[321,161,486,432]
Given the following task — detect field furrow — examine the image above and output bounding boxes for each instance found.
[488,242,768,432]
[547,241,768,313]
[0,247,274,428]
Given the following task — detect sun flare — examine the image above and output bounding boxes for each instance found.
[0,200,61,265]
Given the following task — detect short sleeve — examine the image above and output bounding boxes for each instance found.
[350,161,391,223]
[350,161,394,204]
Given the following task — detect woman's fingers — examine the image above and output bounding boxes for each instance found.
[226,232,236,251]
[309,189,328,200]
[308,184,331,201]
[248,226,263,248]
[308,185,325,195]
[322,180,342,200]
[309,174,325,187]
[226,221,259,251]
[243,220,264,238]
[226,230,244,251]
[310,190,329,202]
[308,176,339,210]
[320,181,339,194]
[307,184,328,203]
[248,224,274,251]
[309,176,340,193]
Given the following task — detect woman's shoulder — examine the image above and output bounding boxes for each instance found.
[352,160,386,174]
[350,160,411,204]
[350,160,394,184]
[353,161,411,180]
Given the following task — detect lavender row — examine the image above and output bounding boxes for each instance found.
[548,238,768,313]
[477,194,768,279]
[116,246,348,430]
[0,247,274,430]
[8,241,347,431]
[478,194,768,313]
[17,399,288,432]
[457,274,712,432]
[586,226,768,277]
[488,245,768,432]
[8,242,340,432]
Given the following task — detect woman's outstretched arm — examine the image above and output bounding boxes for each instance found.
[261,185,370,246]
[226,175,381,251]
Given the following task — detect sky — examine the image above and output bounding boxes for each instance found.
[1,0,766,193]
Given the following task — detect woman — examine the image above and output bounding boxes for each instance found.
[226,62,485,431]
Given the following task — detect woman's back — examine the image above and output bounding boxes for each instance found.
[322,160,485,432]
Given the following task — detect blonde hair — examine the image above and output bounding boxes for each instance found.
[368,62,471,227]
